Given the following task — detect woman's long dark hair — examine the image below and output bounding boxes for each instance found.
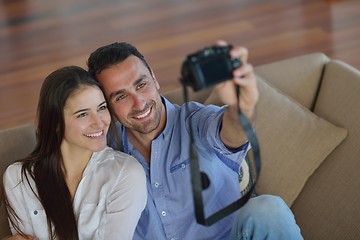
[2,66,107,240]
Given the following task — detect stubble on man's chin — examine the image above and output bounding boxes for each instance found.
[130,101,163,135]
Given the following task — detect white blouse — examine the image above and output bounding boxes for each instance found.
[3,147,147,240]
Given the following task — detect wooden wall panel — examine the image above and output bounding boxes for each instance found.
[0,0,359,130]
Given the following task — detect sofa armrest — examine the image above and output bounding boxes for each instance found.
[0,124,36,238]
[291,60,360,239]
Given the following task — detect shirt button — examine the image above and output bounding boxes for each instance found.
[161,211,167,217]
[154,182,159,188]
[33,210,38,215]
[181,163,186,169]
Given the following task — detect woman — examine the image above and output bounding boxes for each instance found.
[1,66,147,240]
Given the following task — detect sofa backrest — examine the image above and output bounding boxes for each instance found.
[163,52,331,110]
[161,85,214,105]
[254,52,330,109]
[0,124,37,238]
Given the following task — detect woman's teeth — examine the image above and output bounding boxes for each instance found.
[85,131,103,138]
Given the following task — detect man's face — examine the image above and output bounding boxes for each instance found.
[96,56,164,135]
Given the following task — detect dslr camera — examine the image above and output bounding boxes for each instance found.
[181,45,242,91]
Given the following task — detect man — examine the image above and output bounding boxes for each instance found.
[87,40,303,240]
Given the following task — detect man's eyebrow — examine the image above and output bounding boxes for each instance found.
[109,89,125,100]
[133,76,145,87]
[109,75,147,100]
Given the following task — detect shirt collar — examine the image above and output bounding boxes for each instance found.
[160,96,177,141]
[82,148,111,176]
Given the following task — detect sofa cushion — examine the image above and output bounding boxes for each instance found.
[252,76,348,206]
[205,75,347,206]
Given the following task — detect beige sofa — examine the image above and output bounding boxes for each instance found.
[1,53,359,239]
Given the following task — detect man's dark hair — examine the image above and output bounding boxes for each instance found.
[87,42,152,78]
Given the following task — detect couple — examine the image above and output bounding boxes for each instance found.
[2,40,303,239]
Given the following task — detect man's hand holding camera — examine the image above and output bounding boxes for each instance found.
[215,40,259,149]
[181,40,259,149]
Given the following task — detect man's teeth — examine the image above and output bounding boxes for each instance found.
[134,108,151,119]
[85,131,103,138]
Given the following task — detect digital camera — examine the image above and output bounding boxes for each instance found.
[181,45,242,91]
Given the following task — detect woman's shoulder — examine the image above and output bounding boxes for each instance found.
[4,162,23,179]
[3,162,28,188]
[5,161,23,170]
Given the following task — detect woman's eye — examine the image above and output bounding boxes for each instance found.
[99,105,107,111]
[77,112,87,118]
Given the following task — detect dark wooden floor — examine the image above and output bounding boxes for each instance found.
[1,0,359,131]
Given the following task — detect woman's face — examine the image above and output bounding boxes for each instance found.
[61,85,111,154]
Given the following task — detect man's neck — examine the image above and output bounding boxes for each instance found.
[127,129,153,164]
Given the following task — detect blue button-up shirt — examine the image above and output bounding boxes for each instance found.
[111,97,250,240]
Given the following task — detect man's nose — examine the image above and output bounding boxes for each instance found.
[132,94,145,109]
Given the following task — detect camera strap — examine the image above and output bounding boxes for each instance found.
[184,85,261,226]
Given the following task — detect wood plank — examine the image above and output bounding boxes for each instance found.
[0,0,359,130]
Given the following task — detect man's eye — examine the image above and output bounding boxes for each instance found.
[116,94,126,101]
[137,82,146,90]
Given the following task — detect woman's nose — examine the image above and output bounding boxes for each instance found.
[91,114,104,127]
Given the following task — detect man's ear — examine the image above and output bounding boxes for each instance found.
[151,69,160,90]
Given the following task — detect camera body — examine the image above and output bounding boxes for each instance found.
[181,45,241,91]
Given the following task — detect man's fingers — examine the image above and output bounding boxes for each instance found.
[230,46,248,64]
